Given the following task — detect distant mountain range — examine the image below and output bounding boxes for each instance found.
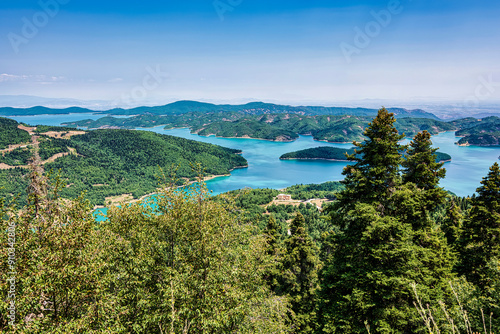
[0,100,440,119]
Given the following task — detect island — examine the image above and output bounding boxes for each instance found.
[280,146,452,163]
[280,147,357,161]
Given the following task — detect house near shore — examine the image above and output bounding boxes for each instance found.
[276,194,292,201]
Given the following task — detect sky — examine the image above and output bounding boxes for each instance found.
[0,0,500,107]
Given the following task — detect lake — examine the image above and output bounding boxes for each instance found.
[8,114,500,197]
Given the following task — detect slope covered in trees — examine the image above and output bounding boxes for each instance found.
[64,112,455,143]
[455,116,500,146]
[0,120,247,206]
[0,117,31,149]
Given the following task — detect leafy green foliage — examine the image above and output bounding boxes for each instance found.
[334,107,406,213]
[0,158,100,332]
[93,177,290,333]
[283,182,343,200]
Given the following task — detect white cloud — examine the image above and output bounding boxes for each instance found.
[108,77,124,83]
[0,74,65,82]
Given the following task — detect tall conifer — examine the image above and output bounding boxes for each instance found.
[459,162,500,289]
[334,107,405,217]
[281,213,321,333]
[264,215,283,294]
[402,130,446,190]
[321,109,455,333]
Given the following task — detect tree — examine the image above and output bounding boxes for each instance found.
[0,152,100,332]
[264,215,283,294]
[442,200,464,249]
[281,213,321,334]
[401,131,448,229]
[320,199,455,333]
[459,162,500,289]
[402,130,446,190]
[320,111,455,333]
[93,173,290,333]
[334,107,405,217]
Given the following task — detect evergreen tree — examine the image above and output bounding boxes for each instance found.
[281,213,321,333]
[321,110,455,333]
[264,215,283,294]
[334,107,405,217]
[402,130,446,190]
[459,162,500,289]
[401,131,448,229]
[442,200,464,249]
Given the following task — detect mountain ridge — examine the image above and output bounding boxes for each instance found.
[0,100,440,119]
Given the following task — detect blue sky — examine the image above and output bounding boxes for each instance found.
[1,0,499,107]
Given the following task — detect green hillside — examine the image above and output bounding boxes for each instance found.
[0,117,31,149]
[193,119,299,141]
[0,123,247,206]
[456,116,500,146]
[64,112,454,143]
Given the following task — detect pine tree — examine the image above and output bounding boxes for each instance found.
[334,107,405,217]
[459,162,500,289]
[281,213,321,333]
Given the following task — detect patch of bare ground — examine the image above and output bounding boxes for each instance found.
[0,146,77,169]
[105,194,135,205]
[0,163,18,170]
[0,143,31,154]
[263,198,333,212]
[18,124,36,135]
[40,131,86,139]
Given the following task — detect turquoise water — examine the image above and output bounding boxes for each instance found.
[153,127,500,197]
[5,114,500,197]
[8,113,105,126]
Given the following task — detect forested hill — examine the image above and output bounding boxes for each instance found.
[0,118,247,206]
[64,112,500,146]
[0,117,31,149]
[280,147,357,161]
[0,100,438,118]
[64,112,454,143]
[280,146,452,163]
[454,116,500,146]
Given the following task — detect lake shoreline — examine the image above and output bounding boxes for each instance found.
[93,173,237,210]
